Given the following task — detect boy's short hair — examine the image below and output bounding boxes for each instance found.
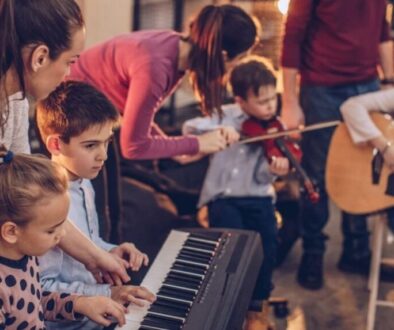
[36,81,119,143]
[230,55,277,100]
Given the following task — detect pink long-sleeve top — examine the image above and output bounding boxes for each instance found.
[0,255,83,329]
[69,30,199,159]
[281,0,390,86]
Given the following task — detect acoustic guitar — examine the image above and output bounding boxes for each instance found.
[326,112,394,214]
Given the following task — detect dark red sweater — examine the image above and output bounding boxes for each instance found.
[281,0,390,85]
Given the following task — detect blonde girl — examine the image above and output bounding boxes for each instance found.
[0,148,127,328]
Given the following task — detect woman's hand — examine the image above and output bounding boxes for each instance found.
[86,250,130,286]
[74,296,127,327]
[172,153,206,164]
[58,220,130,285]
[197,129,227,154]
[111,285,156,306]
[220,126,240,144]
[196,127,239,154]
[110,243,149,272]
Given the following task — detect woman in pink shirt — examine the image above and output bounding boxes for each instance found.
[69,4,258,160]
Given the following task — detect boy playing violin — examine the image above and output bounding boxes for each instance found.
[183,55,289,330]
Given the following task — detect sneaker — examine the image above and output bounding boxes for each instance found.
[297,253,323,290]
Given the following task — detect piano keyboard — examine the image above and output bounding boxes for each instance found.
[116,229,262,330]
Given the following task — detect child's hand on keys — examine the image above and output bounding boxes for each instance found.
[110,243,149,271]
[74,296,127,327]
[111,285,156,306]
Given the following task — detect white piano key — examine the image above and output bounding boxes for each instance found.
[116,230,190,330]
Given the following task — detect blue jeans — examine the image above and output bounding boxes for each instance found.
[208,197,277,300]
[300,79,380,255]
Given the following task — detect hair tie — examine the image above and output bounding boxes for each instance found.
[0,150,14,164]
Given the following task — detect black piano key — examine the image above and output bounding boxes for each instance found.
[164,278,200,291]
[149,304,187,318]
[171,266,205,277]
[167,272,202,285]
[182,245,214,256]
[157,289,194,300]
[156,293,193,305]
[178,254,211,265]
[141,316,182,330]
[139,325,171,330]
[161,283,198,297]
[184,240,217,251]
[158,287,195,301]
[155,298,190,312]
[165,273,202,289]
[179,248,212,258]
[180,245,213,255]
[145,311,185,325]
[162,283,198,294]
[169,269,204,280]
[178,252,212,264]
[187,236,219,247]
[162,279,200,295]
[174,260,208,271]
[172,263,206,275]
[189,231,222,241]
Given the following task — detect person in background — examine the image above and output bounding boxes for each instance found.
[0,0,129,284]
[183,56,289,330]
[68,4,258,161]
[281,0,394,290]
[36,81,156,330]
[0,148,127,329]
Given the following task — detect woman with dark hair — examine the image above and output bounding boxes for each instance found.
[69,4,258,160]
[0,0,129,284]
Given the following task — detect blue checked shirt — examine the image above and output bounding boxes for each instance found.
[39,179,116,330]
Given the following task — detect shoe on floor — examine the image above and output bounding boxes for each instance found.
[338,254,394,282]
[297,253,323,290]
[244,300,274,330]
[337,253,370,275]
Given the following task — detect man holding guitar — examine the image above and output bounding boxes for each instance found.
[281,0,394,290]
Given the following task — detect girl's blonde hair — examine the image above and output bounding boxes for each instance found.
[0,147,68,226]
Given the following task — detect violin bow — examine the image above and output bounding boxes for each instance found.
[239,120,341,145]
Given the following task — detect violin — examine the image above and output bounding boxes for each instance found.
[242,116,320,203]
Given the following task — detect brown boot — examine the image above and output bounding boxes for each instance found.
[245,301,274,330]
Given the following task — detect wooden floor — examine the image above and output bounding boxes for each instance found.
[272,203,394,330]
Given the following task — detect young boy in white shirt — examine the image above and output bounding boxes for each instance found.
[183,56,290,330]
[36,81,155,330]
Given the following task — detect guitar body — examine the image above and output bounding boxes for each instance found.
[326,112,394,214]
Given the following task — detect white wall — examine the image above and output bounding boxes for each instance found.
[77,0,133,48]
